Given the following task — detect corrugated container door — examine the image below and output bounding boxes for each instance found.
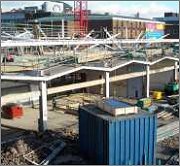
[108,116,157,165]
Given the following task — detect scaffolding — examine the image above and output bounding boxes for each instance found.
[1,22,179,74]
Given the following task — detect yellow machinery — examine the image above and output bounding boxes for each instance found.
[152,91,164,100]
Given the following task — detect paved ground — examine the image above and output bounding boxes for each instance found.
[1,107,78,133]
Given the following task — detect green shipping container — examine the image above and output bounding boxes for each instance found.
[164,83,179,94]
[136,98,152,109]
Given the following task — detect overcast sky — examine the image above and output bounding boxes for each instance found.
[1,1,179,18]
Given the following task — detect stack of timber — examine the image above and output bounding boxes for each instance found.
[157,121,179,142]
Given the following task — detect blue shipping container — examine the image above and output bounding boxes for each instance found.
[79,105,157,165]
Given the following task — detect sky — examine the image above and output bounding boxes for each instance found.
[1,1,179,19]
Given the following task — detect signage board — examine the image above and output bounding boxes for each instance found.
[145,23,164,39]
[145,32,164,39]
[43,2,64,13]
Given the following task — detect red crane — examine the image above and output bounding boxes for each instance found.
[74,0,88,35]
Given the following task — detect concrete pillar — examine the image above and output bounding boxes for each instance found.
[146,65,150,98]
[29,83,39,108]
[62,19,64,38]
[38,81,48,132]
[51,20,53,37]
[174,61,178,81]
[100,75,104,95]
[105,72,110,98]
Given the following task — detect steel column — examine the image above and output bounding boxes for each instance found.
[100,75,104,95]
[105,72,110,98]
[38,81,48,132]
[174,61,178,81]
[146,65,150,98]
[62,19,64,38]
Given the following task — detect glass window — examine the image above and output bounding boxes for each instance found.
[173,29,178,34]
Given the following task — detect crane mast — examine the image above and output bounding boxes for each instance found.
[74,0,88,35]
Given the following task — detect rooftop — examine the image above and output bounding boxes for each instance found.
[34,14,165,23]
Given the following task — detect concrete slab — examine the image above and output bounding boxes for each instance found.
[1,107,78,132]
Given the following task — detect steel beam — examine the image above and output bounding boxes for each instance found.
[1,39,179,48]
[2,65,178,105]
[1,57,179,83]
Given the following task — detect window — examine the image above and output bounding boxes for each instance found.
[122,21,125,27]
[125,21,128,28]
[132,30,136,38]
[121,31,124,38]
[166,29,170,34]
[132,22,136,28]
[137,22,140,28]
[119,21,123,27]
[173,29,178,34]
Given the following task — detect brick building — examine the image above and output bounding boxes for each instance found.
[36,14,165,39]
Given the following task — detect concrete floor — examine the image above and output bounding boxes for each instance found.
[1,107,78,132]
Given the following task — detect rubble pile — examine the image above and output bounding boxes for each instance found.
[166,154,179,165]
[1,133,41,165]
[160,134,179,150]
[158,134,179,165]
[50,128,87,165]
[1,129,87,165]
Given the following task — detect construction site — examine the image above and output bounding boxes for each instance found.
[1,1,179,165]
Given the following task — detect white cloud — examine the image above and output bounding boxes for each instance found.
[1,1,177,19]
[1,1,44,12]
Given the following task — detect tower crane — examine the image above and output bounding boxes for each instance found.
[74,0,88,36]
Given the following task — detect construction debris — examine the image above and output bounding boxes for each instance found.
[157,121,179,142]
[51,154,85,165]
[1,128,87,165]
[50,93,102,114]
[156,134,179,165]
[23,140,66,165]
[166,153,179,165]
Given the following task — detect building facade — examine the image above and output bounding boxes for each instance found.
[1,9,26,23]
[154,12,179,39]
[1,1,73,24]
[88,15,165,39]
[2,1,167,40]
[35,14,165,39]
